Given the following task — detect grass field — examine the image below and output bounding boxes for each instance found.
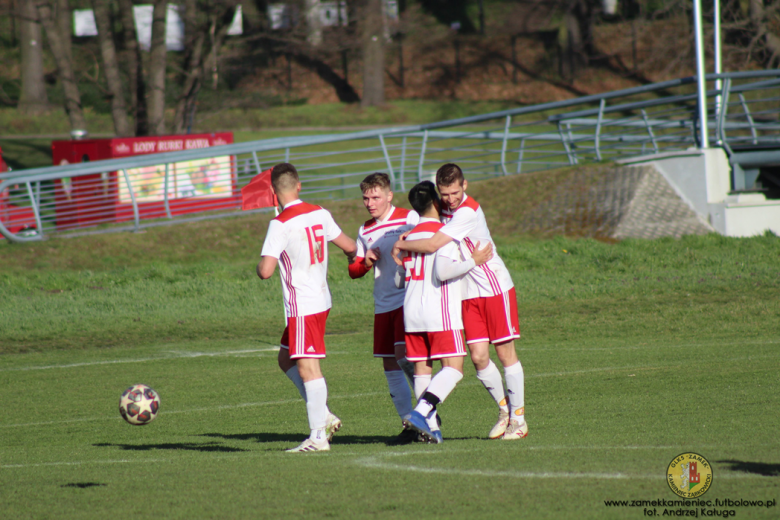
[1,192,779,518]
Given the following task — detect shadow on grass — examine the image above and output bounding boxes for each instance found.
[199,431,483,447]
[716,460,780,477]
[93,442,247,453]
[61,482,107,489]
[199,432,390,446]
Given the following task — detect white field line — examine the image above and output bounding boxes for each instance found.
[352,457,770,480]
[1,459,169,469]
[2,450,772,479]
[0,348,281,372]
[355,457,643,479]
[2,353,778,429]
[4,336,779,374]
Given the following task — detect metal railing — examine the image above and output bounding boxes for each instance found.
[1,70,779,243]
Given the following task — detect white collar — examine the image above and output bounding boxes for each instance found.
[377,205,396,223]
[282,199,303,209]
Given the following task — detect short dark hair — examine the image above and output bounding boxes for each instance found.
[408,181,439,215]
[271,163,299,193]
[436,163,465,187]
[360,172,392,194]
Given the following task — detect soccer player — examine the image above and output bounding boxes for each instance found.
[257,163,357,452]
[348,173,420,444]
[395,181,493,443]
[393,163,528,440]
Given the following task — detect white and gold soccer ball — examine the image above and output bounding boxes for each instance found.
[119,384,160,425]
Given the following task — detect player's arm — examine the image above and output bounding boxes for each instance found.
[395,207,476,260]
[394,230,452,254]
[434,241,493,281]
[348,233,371,279]
[257,255,278,279]
[393,255,409,289]
[258,219,285,280]
[331,232,358,264]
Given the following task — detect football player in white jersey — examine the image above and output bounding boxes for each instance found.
[348,173,421,444]
[257,163,357,452]
[395,181,493,443]
[393,163,528,441]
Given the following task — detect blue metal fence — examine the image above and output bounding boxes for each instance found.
[1,70,778,243]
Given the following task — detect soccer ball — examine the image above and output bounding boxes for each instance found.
[119,384,160,425]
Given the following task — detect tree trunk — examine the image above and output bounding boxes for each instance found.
[173,3,237,133]
[559,0,595,81]
[147,0,168,135]
[117,0,147,136]
[305,0,323,47]
[92,0,131,136]
[173,0,201,133]
[18,0,49,114]
[56,0,71,64]
[361,0,385,107]
[749,0,780,67]
[36,2,86,131]
[172,32,204,134]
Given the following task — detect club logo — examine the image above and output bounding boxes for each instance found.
[667,453,713,498]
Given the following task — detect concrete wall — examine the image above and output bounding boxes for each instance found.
[619,148,780,237]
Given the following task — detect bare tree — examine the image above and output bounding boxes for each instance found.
[361,0,385,106]
[55,0,71,63]
[36,1,86,131]
[172,0,239,133]
[748,0,780,67]
[305,0,323,46]
[92,0,131,136]
[147,0,168,135]
[18,0,49,114]
[117,0,149,135]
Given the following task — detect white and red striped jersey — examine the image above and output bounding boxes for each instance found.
[402,218,464,333]
[352,206,419,314]
[260,199,343,318]
[440,193,514,300]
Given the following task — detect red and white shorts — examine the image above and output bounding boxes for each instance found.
[462,288,520,345]
[405,330,466,362]
[280,309,329,359]
[374,307,405,358]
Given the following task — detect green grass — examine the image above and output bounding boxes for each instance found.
[1,192,779,518]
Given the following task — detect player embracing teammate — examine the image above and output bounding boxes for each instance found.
[257,163,357,452]
[396,181,493,443]
[394,164,528,441]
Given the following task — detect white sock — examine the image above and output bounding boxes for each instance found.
[425,409,440,432]
[303,378,328,440]
[385,370,413,419]
[425,367,463,404]
[285,366,307,401]
[397,356,416,386]
[287,366,333,415]
[413,374,431,401]
[476,360,509,412]
[504,361,525,421]
[415,367,463,416]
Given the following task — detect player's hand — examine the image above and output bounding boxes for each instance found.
[471,241,493,266]
[344,247,357,264]
[391,241,404,266]
[365,248,380,268]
